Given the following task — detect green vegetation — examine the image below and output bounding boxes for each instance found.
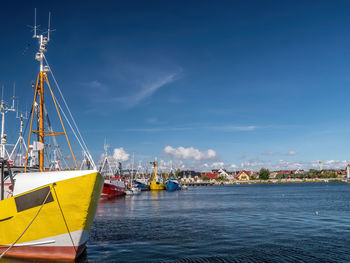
[216,176,228,182]
[259,168,270,180]
[202,176,210,181]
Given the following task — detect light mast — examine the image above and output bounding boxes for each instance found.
[24,9,78,172]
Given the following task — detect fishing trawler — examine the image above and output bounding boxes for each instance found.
[166,178,182,190]
[165,166,181,190]
[149,161,165,190]
[0,11,103,260]
[99,142,125,197]
[133,161,149,190]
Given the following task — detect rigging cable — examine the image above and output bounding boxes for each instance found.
[43,55,96,169]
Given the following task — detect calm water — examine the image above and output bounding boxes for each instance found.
[1,183,350,262]
[87,183,350,262]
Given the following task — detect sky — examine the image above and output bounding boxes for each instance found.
[1,0,350,171]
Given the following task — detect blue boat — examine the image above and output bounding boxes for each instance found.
[133,179,150,191]
[166,179,181,190]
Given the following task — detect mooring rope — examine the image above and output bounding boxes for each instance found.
[0,184,53,259]
[52,186,77,253]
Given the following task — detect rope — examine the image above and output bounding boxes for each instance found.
[42,55,96,170]
[52,185,77,252]
[0,185,53,259]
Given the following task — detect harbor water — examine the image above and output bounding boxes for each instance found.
[2,183,350,262]
[88,183,350,262]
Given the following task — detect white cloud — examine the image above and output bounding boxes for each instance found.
[287,151,298,156]
[231,164,238,169]
[212,162,224,168]
[113,147,130,162]
[163,146,217,161]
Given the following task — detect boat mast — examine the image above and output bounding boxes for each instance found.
[0,86,16,159]
[150,161,158,181]
[9,109,28,166]
[24,9,78,172]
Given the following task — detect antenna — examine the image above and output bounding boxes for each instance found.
[1,85,4,104]
[48,12,51,41]
[12,83,15,110]
[33,8,37,38]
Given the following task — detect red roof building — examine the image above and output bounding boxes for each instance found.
[201,173,219,179]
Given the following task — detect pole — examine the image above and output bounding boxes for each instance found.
[1,160,4,200]
[0,111,4,159]
[39,72,44,171]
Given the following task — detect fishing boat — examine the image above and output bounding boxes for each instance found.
[133,161,149,190]
[149,161,165,190]
[166,178,182,190]
[99,142,125,197]
[125,184,141,195]
[134,178,149,191]
[102,179,126,197]
[0,11,103,260]
[125,154,141,195]
[164,164,181,190]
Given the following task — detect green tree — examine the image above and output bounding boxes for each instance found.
[216,176,228,182]
[175,169,181,177]
[309,169,319,175]
[259,168,270,180]
[202,176,210,181]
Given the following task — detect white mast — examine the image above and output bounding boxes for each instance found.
[0,85,16,159]
[130,152,135,186]
[9,108,28,166]
[99,140,113,178]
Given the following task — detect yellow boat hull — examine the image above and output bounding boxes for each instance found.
[150,181,165,190]
[0,170,103,260]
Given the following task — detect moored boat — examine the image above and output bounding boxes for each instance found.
[134,179,149,191]
[125,185,141,195]
[149,161,165,190]
[102,179,125,197]
[0,169,103,260]
[166,178,182,190]
[99,142,126,197]
[0,10,103,260]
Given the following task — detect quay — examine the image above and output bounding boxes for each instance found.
[182,182,215,186]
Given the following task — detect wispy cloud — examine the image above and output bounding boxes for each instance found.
[114,69,182,108]
[86,80,102,88]
[262,151,276,156]
[124,127,193,132]
[212,125,257,132]
[286,151,298,156]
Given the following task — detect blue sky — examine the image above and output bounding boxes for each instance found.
[2,0,350,171]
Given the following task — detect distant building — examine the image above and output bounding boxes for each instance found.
[201,173,219,180]
[236,171,250,181]
[218,169,234,180]
[178,170,201,179]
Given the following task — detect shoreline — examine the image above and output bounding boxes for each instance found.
[182,178,346,186]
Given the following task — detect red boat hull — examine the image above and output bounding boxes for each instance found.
[0,243,86,260]
[101,181,125,197]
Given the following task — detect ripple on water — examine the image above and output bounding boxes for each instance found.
[86,183,350,263]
